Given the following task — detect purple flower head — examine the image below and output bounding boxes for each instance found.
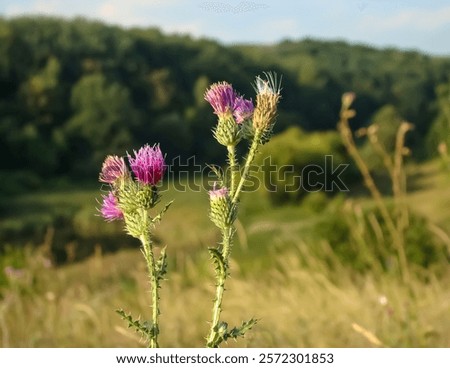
[233,97,254,124]
[100,191,123,221]
[128,144,165,186]
[204,82,237,118]
[208,185,229,201]
[99,155,128,184]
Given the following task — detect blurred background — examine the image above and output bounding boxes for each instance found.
[0,1,449,347]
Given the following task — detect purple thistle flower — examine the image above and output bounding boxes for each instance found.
[204,82,237,118]
[128,144,165,186]
[99,155,128,184]
[209,186,229,201]
[233,97,254,124]
[100,191,123,221]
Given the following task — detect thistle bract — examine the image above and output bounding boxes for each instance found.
[213,117,241,146]
[209,186,235,229]
[128,144,165,186]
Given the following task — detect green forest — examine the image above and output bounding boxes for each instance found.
[1,16,450,188]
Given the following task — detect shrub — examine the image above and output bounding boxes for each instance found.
[256,126,358,205]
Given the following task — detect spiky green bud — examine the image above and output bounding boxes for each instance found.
[213,116,241,146]
[208,186,236,229]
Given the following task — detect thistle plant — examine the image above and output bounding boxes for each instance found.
[98,144,172,348]
[204,72,282,347]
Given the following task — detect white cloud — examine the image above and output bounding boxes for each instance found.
[266,18,299,34]
[360,4,450,32]
[95,1,147,26]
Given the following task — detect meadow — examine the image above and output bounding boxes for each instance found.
[1,16,449,349]
[0,160,449,347]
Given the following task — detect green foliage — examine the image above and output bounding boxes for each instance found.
[426,82,450,156]
[257,126,357,204]
[370,105,403,151]
[315,203,447,272]
[0,16,449,188]
[0,245,28,290]
[65,73,138,173]
[234,39,444,134]
[360,105,404,169]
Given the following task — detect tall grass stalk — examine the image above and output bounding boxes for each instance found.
[338,93,411,284]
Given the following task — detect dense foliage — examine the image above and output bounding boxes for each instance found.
[1,16,450,187]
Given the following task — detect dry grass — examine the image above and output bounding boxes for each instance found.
[1,162,450,348]
[1,240,448,347]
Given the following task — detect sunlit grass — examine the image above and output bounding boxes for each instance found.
[1,163,450,347]
[1,243,448,347]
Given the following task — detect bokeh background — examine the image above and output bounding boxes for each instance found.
[0,0,449,347]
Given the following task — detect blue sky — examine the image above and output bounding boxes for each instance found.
[1,0,450,55]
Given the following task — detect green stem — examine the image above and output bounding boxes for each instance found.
[207,132,261,348]
[139,215,160,348]
[232,132,261,204]
[206,226,232,348]
[227,144,238,198]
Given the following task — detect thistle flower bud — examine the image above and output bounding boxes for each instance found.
[205,82,243,146]
[213,116,241,146]
[252,72,282,135]
[100,191,123,221]
[128,144,165,186]
[99,155,128,184]
[208,186,236,229]
[118,180,160,213]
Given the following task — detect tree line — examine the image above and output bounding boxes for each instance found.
[1,16,449,191]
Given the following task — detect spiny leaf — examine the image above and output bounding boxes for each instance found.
[152,200,174,224]
[206,163,224,186]
[156,246,168,282]
[226,318,258,341]
[116,309,155,340]
[123,211,143,239]
[208,247,226,275]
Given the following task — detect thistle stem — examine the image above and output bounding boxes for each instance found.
[140,230,160,348]
[227,144,238,198]
[206,226,232,348]
[232,132,261,204]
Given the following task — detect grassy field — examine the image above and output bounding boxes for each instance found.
[0,162,449,347]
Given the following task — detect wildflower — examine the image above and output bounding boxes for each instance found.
[252,72,282,132]
[204,82,237,119]
[128,144,165,186]
[209,185,235,229]
[99,155,128,184]
[205,83,240,146]
[233,96,254,124]
[100,191,123,221]
[209,186,229,201]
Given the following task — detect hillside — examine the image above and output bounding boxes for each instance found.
[1,16,450,185]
